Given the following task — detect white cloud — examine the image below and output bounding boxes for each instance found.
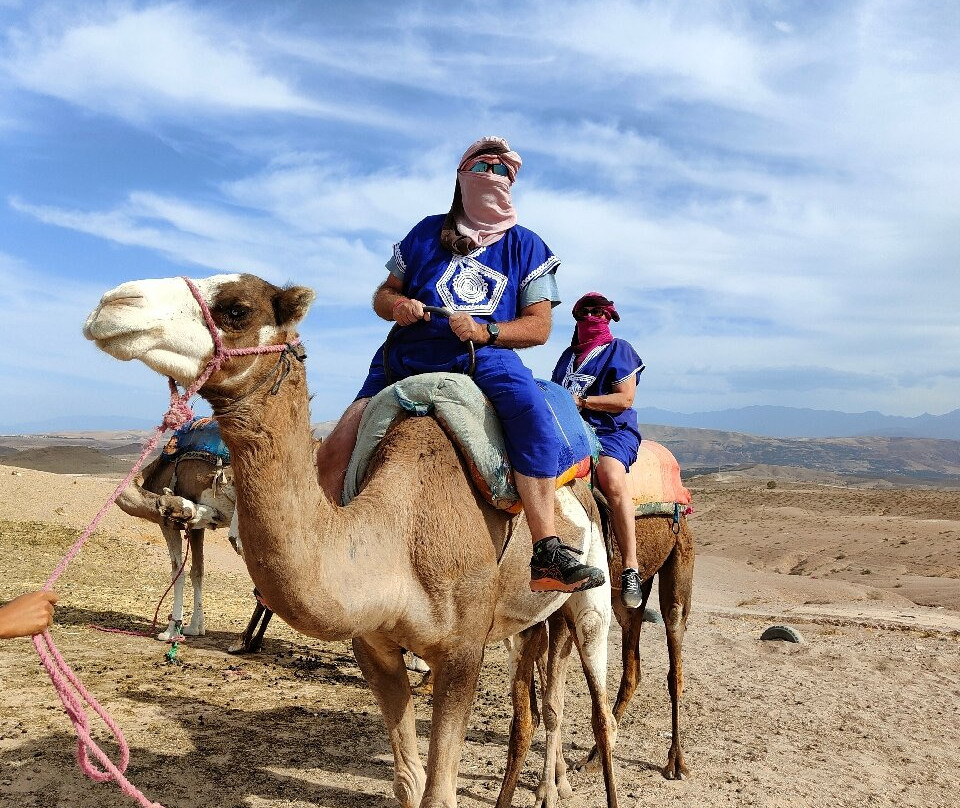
[1,3,407,129]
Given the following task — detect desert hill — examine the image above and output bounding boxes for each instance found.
[1,445,133,475]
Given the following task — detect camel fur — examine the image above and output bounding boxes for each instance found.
[84,272,619,808]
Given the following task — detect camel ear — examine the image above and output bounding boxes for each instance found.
[274,285,316,327]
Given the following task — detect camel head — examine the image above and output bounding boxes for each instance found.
[84,273,315,392]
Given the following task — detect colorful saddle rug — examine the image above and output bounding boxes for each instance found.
[343,373,599,512]
[620,440,692,516]
[161,417,230,465]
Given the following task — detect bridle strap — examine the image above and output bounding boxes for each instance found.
[174,276,303,406]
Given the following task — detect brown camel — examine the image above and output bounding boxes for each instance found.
[114,449,234,641]
[115,449,275,653]
[495,499,694,806]
[84,272,619,808]
[583,497,695,780]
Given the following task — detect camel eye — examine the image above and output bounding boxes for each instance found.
[216,301,252,327]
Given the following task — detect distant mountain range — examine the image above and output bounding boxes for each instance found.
[2,412,958,485]
[635,405,960,441]
[5,405,960,440]
[0,415,158,435]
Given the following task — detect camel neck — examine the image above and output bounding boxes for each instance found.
[208,361,390,639]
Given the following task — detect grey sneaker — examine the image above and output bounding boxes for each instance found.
[620,568,643,609]
[530,536,606,593]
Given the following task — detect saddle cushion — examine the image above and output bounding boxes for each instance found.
[623,440,692,516]
[161,417,230,464]
[343,373,599,512]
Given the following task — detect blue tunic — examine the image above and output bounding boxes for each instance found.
[551,339,645,471]
[356,215,564,478]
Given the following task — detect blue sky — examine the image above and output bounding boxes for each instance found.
[1,0,958,428]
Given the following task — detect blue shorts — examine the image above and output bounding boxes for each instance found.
[357,342,563,479]
[596,426,641,473]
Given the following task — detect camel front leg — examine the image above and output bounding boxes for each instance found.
[353,635,426,808]
[496,623,547,808]
[421,645,485,808]
[657,531,694,780]
[158,524,186,642]
[183,528,205,636]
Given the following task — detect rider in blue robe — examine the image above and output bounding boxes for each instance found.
[357,215,563,480]
[551,339,644,471]
[320,136,604,594]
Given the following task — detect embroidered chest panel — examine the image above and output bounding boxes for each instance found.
[436,251,508,315]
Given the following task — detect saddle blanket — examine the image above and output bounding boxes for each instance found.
[623,440,692,516]
[161,417,230,465]
[343,373,599,512]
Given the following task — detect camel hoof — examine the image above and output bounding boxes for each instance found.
[662,756,689,780]
[573,746,601,773]
[404,652,430,673]
[228,637,258,654]
[182,625,205,637]
[157,494,195,524]
[411,670,433,695]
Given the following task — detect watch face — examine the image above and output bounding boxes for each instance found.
[487,322,500,340]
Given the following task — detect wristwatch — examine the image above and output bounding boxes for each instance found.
[486,321,500,344]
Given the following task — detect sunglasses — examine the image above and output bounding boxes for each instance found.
[580,306,611,317]
[468,160,509,176]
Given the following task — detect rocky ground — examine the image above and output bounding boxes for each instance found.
[1,464,958,808]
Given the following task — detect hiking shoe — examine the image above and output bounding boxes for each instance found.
[530,536,606,593]
[620,568,643,609]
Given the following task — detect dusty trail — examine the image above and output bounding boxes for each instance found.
[1,466,958,808]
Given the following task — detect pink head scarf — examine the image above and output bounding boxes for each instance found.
[454,136,522,250]
[570,292,619,367]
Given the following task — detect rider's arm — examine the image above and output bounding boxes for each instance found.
[449,300,552,348]
[373,274,407,321]
[578,373,637,414]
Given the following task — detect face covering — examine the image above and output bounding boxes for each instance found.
[571,315,614,367]
[450,139,523,252]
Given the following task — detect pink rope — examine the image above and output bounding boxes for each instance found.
[33,275,301,807]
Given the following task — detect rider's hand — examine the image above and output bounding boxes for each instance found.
[449,313,484,343]
[393,297,430,326]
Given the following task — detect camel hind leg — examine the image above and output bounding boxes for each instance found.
[495,623,547,808]
[533,610,576,808]
[657,519,694,780]
[352,634,426,808]
[563,584,619,808]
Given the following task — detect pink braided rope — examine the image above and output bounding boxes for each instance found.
[34,275,301,807]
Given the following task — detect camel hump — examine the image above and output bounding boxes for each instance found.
[161,417,230,465]
[623,440,692,513]
[343,373,597,510]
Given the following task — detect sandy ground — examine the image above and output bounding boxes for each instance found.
[1,464,959,808]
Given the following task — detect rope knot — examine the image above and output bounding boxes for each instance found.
[161,399,194,431]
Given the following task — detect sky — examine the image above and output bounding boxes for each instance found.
[1,0,958,429]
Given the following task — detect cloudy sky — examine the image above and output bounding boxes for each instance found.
[1,0,958,429]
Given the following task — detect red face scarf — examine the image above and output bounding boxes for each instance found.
[571,315,614,368]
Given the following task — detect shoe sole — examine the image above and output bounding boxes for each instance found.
[530,573,606,594]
